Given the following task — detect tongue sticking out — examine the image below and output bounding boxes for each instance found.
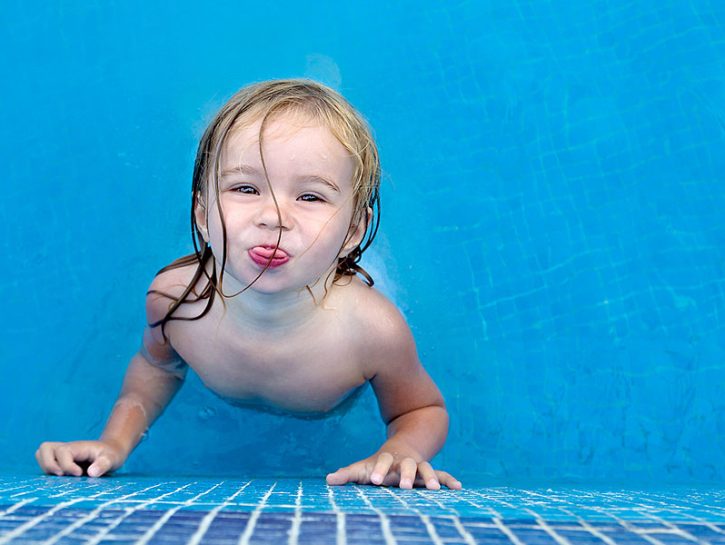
[251,246,289,259]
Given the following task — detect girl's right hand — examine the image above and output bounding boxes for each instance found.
[35,440,126,477]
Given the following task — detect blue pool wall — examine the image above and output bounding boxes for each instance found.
[1,2,723,484]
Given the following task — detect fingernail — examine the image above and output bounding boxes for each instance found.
[427,479,440,489]
[401,479,412,488]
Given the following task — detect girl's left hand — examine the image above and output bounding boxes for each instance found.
[325,451,462,490]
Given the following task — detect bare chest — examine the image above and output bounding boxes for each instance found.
[166,304,367,415]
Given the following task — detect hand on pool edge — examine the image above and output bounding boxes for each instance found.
[35,440,126,478]
[326,451,462,490]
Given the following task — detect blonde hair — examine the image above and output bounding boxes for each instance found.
[149,79,381,341]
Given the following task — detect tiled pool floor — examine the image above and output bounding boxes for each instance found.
[0,474,723,544]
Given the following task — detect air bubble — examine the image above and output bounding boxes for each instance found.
[197,406,216,420]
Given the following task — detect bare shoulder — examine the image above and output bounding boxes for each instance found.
[334,276,416,377]
[145,258,203,344]
[146,261,199,313]
[335,275,405,327]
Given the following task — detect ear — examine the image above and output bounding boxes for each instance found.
[339,206,372,258]
[194,191,209,243]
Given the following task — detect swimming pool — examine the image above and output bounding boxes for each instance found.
[2,0,723,543]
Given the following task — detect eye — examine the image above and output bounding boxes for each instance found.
[299,194,325,203]
[233,185,258,194]
[231,186,325,202]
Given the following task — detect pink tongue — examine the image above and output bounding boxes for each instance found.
[253,246,288,259]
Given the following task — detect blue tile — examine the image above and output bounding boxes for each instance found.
[2,476,724,544]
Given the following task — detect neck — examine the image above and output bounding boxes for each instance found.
[205,259,337,336]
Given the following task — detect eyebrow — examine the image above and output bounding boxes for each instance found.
[220,164,341,193]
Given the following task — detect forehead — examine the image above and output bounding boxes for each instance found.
[220,112,354,175]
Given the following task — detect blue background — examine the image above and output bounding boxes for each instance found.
[1,1,723,485]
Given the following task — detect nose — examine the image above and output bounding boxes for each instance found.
[255,194,292,230]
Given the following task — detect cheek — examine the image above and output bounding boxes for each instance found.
[205,210,222,238]
[205,207,234,248]
[310,212,354,247]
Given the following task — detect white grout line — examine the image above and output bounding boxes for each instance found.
[327,485,347,545]
[0,499,39,517]
[287,481,303,545]
[325,481,347,545]
[524,508,574,545]
[632,508,712,545]
[645,490,725,522]
[3,478,725,545]
[0,484,127,545]
[46,482,189,545]
[0,484,37,496]
[352,485,398,545]
[336,511,347,545]
[587,504,670,545]
[82,482,197,545]
[237,482,277,545]
[131,481,229,545]
[491,517,527,545]
[625,490,725,531]
[378,485,475,545]
[674,515,724,534]
[184,480,253,545]
[469,488,618,545]
[557,506,624,545]
[466,489,546,545]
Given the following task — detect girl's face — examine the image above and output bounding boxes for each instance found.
[196,113,364,295]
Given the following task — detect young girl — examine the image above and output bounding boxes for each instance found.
[35,79,462,490]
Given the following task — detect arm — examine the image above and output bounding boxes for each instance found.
[35,275,188,477]
[100,277,189,459]
[326,298,461,490]
[100,275,188,459]
[99,344,186,460]
[366,305,449,462]
[378,404,449,462]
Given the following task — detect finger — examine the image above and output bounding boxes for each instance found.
[435,470,463,489]
[87,454,112,478]
[370,452,394,485]
[36,443,63,476]
[56,446,83,477]
[326,467,349,486]
[398,458,418,489]
[416,461,440,490]
[326,463,367,486]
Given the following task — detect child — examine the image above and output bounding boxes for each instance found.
[35,79,462,490]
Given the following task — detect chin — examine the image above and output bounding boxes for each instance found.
[232,270,303,295]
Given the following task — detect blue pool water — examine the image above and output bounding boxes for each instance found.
[1,0,724,543]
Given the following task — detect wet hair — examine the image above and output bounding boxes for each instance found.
[148,79,381,342]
